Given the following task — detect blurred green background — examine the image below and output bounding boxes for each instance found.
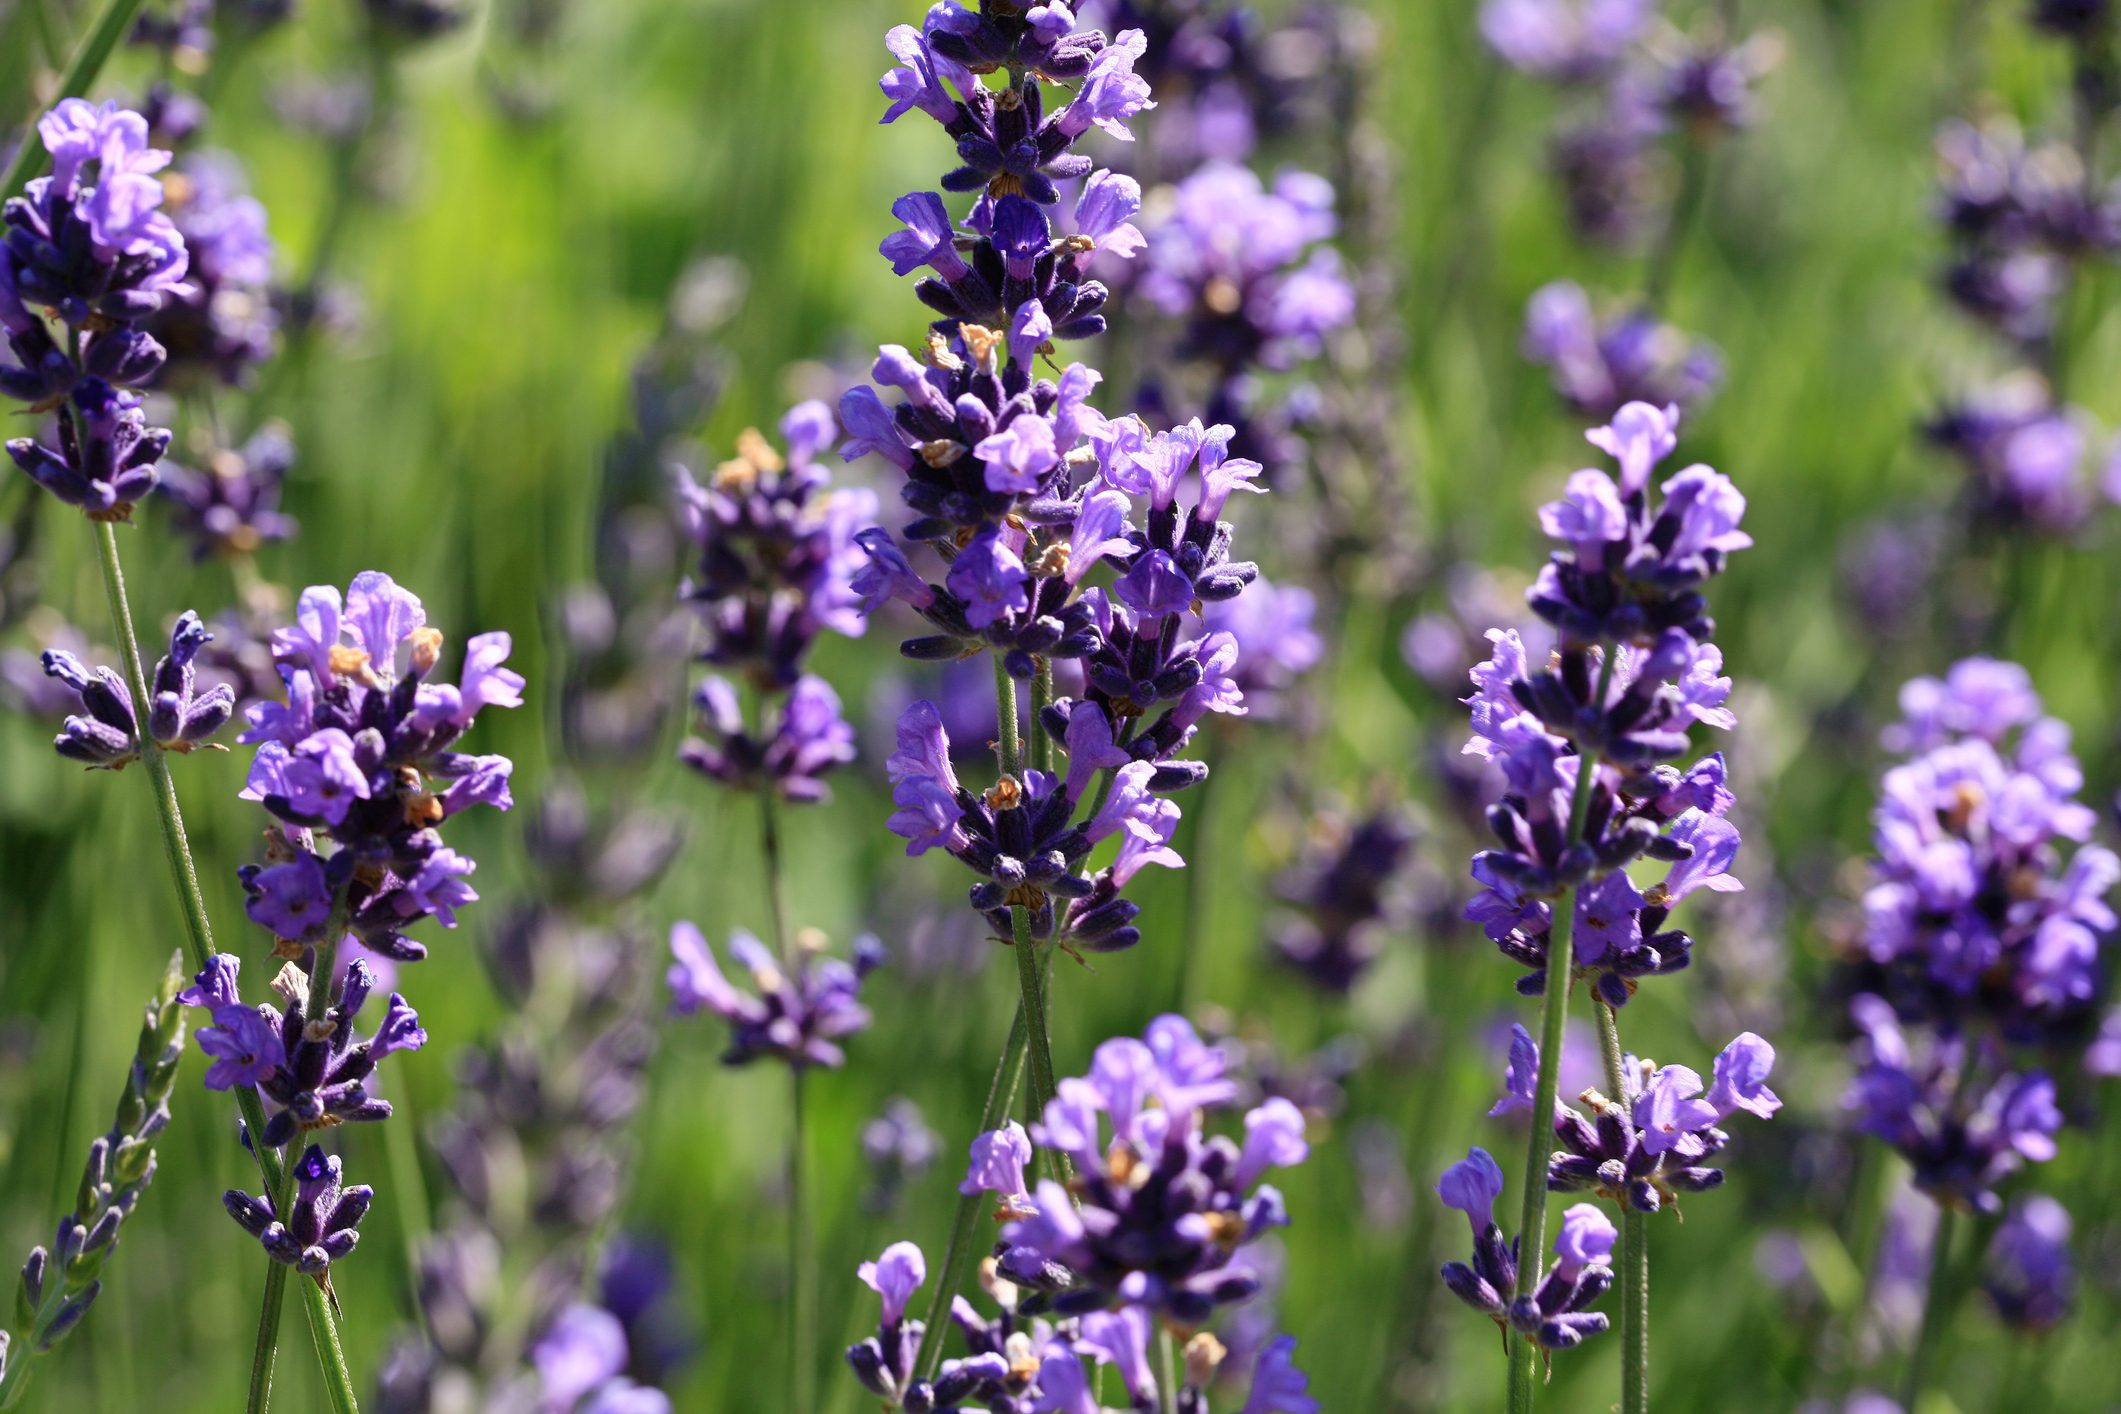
[1,0,2119,1409]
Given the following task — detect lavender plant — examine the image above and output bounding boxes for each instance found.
[664,404,876,1410]
[1441,399,1770,1412]
[1482,0,1778,417]
[1838,659,2115,1403]
[839,0,1330,1391]
[1921,5,2121,544]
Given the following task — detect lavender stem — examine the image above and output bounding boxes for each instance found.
[1595,998,1648,1414]
[911,999,1032,1381]
[757,785,813,1412]
[992,656,1060,1118]
[0,0,150,198]
[1507,655,1611,1413]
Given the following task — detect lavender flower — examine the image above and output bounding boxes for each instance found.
[1140,163,1355,375]
[1461,403,1749,1006]
[147,150,279,386]
[1522,281,1722,420]
[1267,805,1415,992]
[156,420,298,558]
[666,922,881,1069]
[1436,1148,1616,1349]
[223,1143,375,1276]
[1857,658,2117,1031]
[179,952,426,1149]
[1480,0,1651,83]
[1984,1194,2075,1331]
[673,404,873,688]
[1545,1033,1782,1212]
[958,1016,1305,1322]
[237,571,522,960]
[39,609,234,766]
[862,1097,940,1212]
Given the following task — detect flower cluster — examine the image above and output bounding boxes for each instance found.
[1266,805,1415,993]
[1841,658,2115,1211]
[1436,1149,1615,1350]
[1920,2,2121,536]
[223,1144,375,1277]
[1521,279,1721,421]
[1460,402,1748,1007]
[146,150,279,387]
[237,571,522,962]
[39,609,234,767]
[1541,1032,1781,1212]
[2,101,189,519]
[672,403,868,803]
[666,921,883,1069]
[181,952,426,1153]
[156,420,299,560]
[1859,658,2117,1029]
[849,1016,1317,1412]
[1984,1194,2075,1332]
[1138,161,1354,385]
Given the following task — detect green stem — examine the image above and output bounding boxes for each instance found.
[1507,655,1611,1414]
[755,769,811,1410]
[0,0,150,198]
[1173,759,1216,1015]
[1902,1206,1969,1411]
[1644,141,1711,317]
[991,657,1060,1119]
[297,1279,360,1414]
[789,1067,815,1413]
[911,999,1033,1381]
[246,1162,299,1414]
[1031,658,1055,775]
[1594,1000,1648,1414]
[1158,1328,1180,1414]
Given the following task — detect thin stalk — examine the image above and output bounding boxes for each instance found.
[991,657,1060,1118]
[1158,1329,1180,1414]
[789,1067,816,1414]
[1031,658,1055,774]
[0,0,150,198]
[1644,142,1711,317]
[757,781,812,1412]
[246,1162,299,1414]
[1901,1206,1965,1410]
[1173,759,1217,1015]
[91,522,357,1413]
[297,1280,360,1414]
[1507,654,1612,1413]
[911,999,1033,1380]
[1595,1000,1648,1414]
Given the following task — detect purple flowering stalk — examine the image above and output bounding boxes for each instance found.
[1839,659,2115,1405]
[0,953,187,1410]
[1921,8,2121,552]
[1483,2,1777,417]
[847,1016,1320,1412]
[666,404,876,1411]
[1448,399,1759,1412]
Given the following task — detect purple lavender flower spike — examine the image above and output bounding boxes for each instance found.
[1523,284,1721,419]
[183,954,423,1147]
[1985,1195,2074,1331]
[223,1143,373,1276]
[39,609,235,766]
[665,921,878,1069]
[237,572,520,961]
